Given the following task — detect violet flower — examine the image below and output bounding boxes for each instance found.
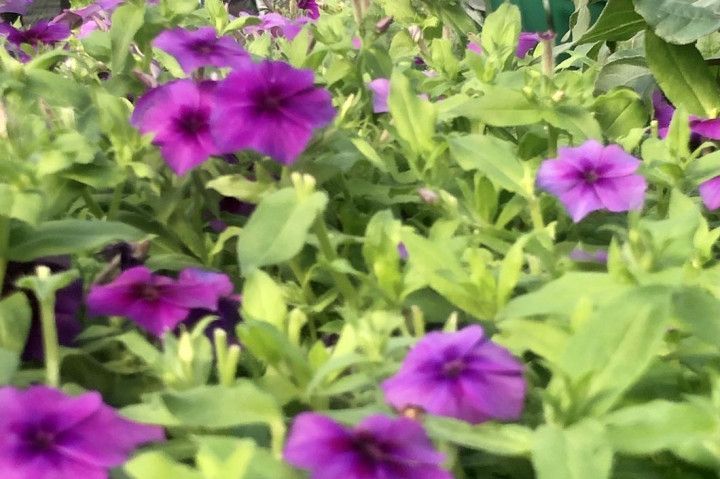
[86,266,233,337]
[0,20,70,46]
[284,413,452,479]
[297,0,319,19]
[0,0,30,15]
[516,32,540,58]
[368,78,389,113]
[467,40,483,55]
[0,385,164,479]
[537,140,647,222]
[244,12,310,40]
[652,90,720,140]
[130,79,219,175]
[699,176,720,210]
[569,248,608,264]
[153,27,250,74]
[382,326,525,424]
[211,60,335,165]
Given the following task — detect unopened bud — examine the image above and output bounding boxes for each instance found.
[375,16,393,34]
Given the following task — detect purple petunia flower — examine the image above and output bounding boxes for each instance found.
[653,90,720,140]
[0,0,30,15]
[368,78,389,113]
[244,12,311,40]
[537,140,647,222]
[0,20,70,46]
[131,79,220,175]
[699,176,720,210]
[516,32,540,58]
[86,266,233,337]
[297,0,319,19]
[381,326,525,424]
[211,60,335,165]
[467,40,483,55]
[284,413,452,479]
[153,27,249,75]
[0,385,164,479]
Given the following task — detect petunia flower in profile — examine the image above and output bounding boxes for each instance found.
[297,0,319,19]
[153,27,250,75]
[381,326,526,424]
[86,266,233,337]
[284,413,452,479]
[0,385,164,479]
[536,139,647,222]
[0,19,70,46]
[211,60,335,165]
[243,12,310,40]
[516,32,540,58]
[699,176,720,211]
[131,79,220,175]
[368,78,389,113]
[652,90,720,140]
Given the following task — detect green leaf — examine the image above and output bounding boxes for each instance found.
[424,415,533,457]
[634,0,720,45]
[577,0,645,44]
[447,134,527,196]
[532,420,613,479]
[0,347,19,384]
[110,2,146,72]
[8,220,144,261]
[0,293,31,354]
[541,105,603,140]
[206,174,275,203]
[480,2,522,64]
[472,88,544,126]
[671,287,720,345]
[196,436,256,479]
[242,270,287,331]
[645,29,720,118]
[125,452,201,479]
[592,89,649,140]
[604,400,719,455]
[388,71,437,157]
[236,188,328,272]
[686,150,720,183]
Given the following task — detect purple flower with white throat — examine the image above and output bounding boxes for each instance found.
[368,78,389,113]
[153,27,249,75]
[0,385,164,479]
[211,60,335,165]
[537,140,647,222]
[284,413,452,479]
[86,266,233,337]
[381,326,526,424]
[131,79,219,175]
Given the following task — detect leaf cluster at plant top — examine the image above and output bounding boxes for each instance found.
[1,0,720,477]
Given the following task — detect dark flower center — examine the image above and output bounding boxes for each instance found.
[583,169,599,183]
[353,432,387,461]
[442,358,466,378]
[176,109,209,135]
[188,39,216,56]
[26,429,56,452]
[136,284,161,301]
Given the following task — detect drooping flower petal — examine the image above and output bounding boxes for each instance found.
[368,78,389,113]
[699,175,720,210]
[153,27,249,74]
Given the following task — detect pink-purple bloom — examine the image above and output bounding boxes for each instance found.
[0,20,70,46]
[516,32,540,58]
[699,176,720,210]
[284,413,452,479]
[152,27,249,74]
[537,140,647,222]
[298,0,319,19]
[131,79,219,175]
[211,60,335,164]
[653,90,720,140]
[86,266,234,337]
[0,385,164,479]
[244,12,310,40]
[368,78,389,113]
[381,326,525,424]
[467,40,483,55]
[0,0,30,15]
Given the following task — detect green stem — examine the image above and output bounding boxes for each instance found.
[39,295,60,387]
[529,197,545,232]
[0,215,9,290]
[547,125,559,157]
[107,183,123,220]
[313,218,358,308]
[81,188,104,219]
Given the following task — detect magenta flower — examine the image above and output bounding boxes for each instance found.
[381,326,525,424]
[284,413,451,479]
[699,176,720,210]
[153,27,249,74]
[0,0,30,15]
[653,90,720,140]
[467,40,483,55]
[211,60,335,164]
[0,386,164,479]
[298,0,319,19]
[244,12,310,40]
[131,79,219,175]
[537,140,647,222]
[368,78,389,113]
[0,20,70,46]
[516,32,540,57]
[86,266,233,337]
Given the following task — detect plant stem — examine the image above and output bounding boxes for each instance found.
[81,188,104,219]
[107,182,123,220]
[313,218,358,308]
[39,295,60,387]
[547,124,559,157]
[529,197,545,232]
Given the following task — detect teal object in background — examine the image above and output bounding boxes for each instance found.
[487,0,606,40]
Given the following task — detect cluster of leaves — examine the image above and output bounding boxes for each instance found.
[2,0,720,477]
